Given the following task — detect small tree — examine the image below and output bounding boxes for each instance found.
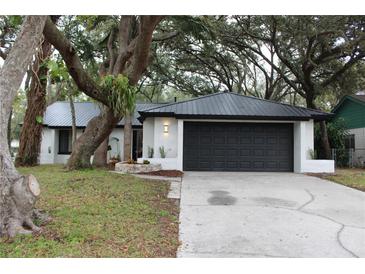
[314,119,349,165]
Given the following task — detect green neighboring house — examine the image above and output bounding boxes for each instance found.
[332,94,365,166]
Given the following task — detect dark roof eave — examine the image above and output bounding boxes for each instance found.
[313,113,335,121]
[137,112,328,122]
[44,125,142,129]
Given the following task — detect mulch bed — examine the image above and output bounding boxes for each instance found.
[138,170,184,178]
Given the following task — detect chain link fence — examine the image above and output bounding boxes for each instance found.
[331,148,365,168]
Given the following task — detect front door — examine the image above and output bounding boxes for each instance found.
[132,129,143,161]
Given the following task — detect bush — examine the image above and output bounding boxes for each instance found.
[110,155,121,162]
[127,158,136,164]
[314,118,349,165]
[159,146,166,158]
[147,146,154,158]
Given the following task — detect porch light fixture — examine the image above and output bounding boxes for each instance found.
[163,124,169,133]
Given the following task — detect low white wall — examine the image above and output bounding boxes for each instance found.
[138,157,178,170]
[293,120,335,173]
[301,160,335,173]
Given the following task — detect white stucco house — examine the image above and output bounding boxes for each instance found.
[39,102,160,164]
[40,92,335,173]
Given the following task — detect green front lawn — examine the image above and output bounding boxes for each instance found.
[0,165,179,257]
[317,168,365,192]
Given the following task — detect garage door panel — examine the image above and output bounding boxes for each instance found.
[266,149,277,157]
[185,135,199,145]
[227,136,239,144]
[267,137,277,145]
[212,161,225,169]
[240,149,250,156]
[183,122,293,171]
[227,161,239,168]
[254,126,265,133]
[240,137,251,144]
[254,137,265,145]
[213,126,225,132]
[240,126,251,133]
[266,161,277,169]
[199,148,211,157]
[213,136,225,144]
[279,137,290,145]
[253,149,265,157]
[213,148,225,157]
[200,136,212,145]
[240,161,251,168]
[253,161,265,169]
[226,149,239,157]
[199,161,211,169]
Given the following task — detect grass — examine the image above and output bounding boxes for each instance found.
[313,168,365,192]
[0,165,179,257]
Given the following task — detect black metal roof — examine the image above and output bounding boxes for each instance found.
[138,92,332,122]
[43,102,165,128]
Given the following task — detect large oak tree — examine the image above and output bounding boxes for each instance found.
[232,16,365,158]
[43,16,163,169]
[0,16,47,238]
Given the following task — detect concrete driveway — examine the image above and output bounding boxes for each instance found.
[178,172,365,258]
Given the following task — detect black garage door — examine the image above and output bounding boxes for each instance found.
[183,122,293,171]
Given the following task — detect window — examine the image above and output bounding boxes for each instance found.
[345,134,355,149]
[58,129,72,154]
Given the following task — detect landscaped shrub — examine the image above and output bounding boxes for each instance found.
[147,146,154,158]
[159,146,166,158]
[314,118,349,166]
[127,158,136,164]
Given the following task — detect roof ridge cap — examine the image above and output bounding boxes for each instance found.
[140,92,225,112]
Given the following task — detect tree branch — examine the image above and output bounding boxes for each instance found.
[43,16,107,106]
[127,16,164,85]
[152,31,179,42]
[321,53,365,87]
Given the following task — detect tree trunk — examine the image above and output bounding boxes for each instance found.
[305,91,332,160]
[67,108,119,169]
[0,16,47,238]
[93,138,109,167]
[319,120,332,159]
[15,40,52,167]
[68,92,77,145]
[92,106,109,167]
[123,113,132,161]
[7,108,12,151]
